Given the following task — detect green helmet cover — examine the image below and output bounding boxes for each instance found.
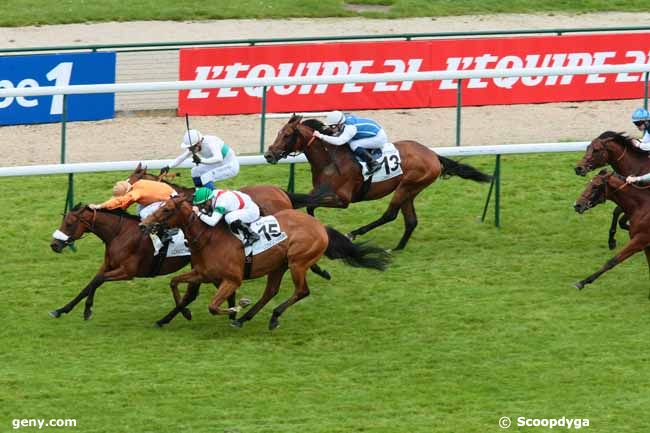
[193,187,214,205]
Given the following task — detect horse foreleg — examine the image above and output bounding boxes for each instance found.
[575,237,646,290]
[608,206,624,250]
[208,280,242,316]
[232,267,287,328]
[83,265,132,321]
[170,280,195,321]
[156,282,201,327]
[50,266,106,318]
[394,198,418,251]
[269,266,310,331]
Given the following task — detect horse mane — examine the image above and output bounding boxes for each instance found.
[70,202,139,221]
[598,130,650,156]
[302,118,328,133]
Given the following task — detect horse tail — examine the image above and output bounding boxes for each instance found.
[324,226,390,271]
[438,155,492,183]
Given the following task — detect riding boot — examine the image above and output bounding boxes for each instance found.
[353,147,381,174]
[230,220,260,246]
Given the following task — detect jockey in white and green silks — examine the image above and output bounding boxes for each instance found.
[192,187,261,245]
[160,129,239,190]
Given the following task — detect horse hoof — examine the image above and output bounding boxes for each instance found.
[49,310,62,318]
[346,232,357,241]
[238,298,252,308]
[154,321,165,328]
[181,308,192,321]
[574,282,584,290]
[230,320,243,329]
[608,241,616,250]
[84,310,93,321]
[269,320,280,331]
[321,270,331,280]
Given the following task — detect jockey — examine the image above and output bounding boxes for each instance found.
[89,179,177,255]
[192,187,261,246]
[160,129,239,190]
[631,107,650,150]
[312,110,387,174]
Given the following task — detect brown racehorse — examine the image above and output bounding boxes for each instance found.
[573,170,650,290]
[264,115,492,250]
[141,195,390,330]
[50,204,205,325]
[574,131,650,250]
[127,163,331,281]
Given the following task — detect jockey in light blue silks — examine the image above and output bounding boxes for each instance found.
[160,129,239,190]
[631,107,650,150]
[313,111,388,174]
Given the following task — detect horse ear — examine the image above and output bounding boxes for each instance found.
[136,162,143,171]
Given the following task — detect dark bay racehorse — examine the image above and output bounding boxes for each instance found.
[573,170,650,290]
[575,131,650,249]
[50,204,203,325]
[264,115,492,250]
[141,195,390,330]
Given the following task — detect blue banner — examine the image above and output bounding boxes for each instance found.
[0,52,115,125]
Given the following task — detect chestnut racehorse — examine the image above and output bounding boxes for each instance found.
[141,195,390,330]
[574,131,650,250]
[573,170,650,291]
[128,163,331,281]
[264,115,492,250]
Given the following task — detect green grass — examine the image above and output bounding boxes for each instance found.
[2,153,650,432]
[1,0,649,26]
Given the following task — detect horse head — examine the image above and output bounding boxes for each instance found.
[573,169,622,214]
[140,194,188,234]
[126,162,148,184]
[265,114,332,164]
[51,204,94,253]
[575,132,620,176]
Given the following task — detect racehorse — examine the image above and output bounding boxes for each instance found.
[573,170,650,290]
[141,195,390,330]
[264,115,492,250]
[50,204,212,325]
[128,162,331,281]
[574,131,650,249]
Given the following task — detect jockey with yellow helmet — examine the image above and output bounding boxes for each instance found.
[192,187,261,246]
[160,129,239,190]
[312,110,387,174]
[89,179,178,255]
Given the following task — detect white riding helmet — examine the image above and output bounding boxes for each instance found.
[326,110,345,126]
[180,129,203,148]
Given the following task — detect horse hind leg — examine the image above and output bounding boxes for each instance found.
[394,198,418,251]
[269,265,310,331]
[608,206,624,250]
[347,201,400,241]
[232,266,287,328]
[156,281,201,327]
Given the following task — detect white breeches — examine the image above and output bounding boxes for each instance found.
[224,204,260,225]
[349,129,387,151]
[191,152,240,185]
[137,201,165,220]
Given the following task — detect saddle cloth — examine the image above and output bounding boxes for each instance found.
[231,216,288,256]
[164,230,191,257]
[354,142,403,182]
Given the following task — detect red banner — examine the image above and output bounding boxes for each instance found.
[178,33,650,115]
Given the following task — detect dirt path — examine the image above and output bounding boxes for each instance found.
[1,13,649,167]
